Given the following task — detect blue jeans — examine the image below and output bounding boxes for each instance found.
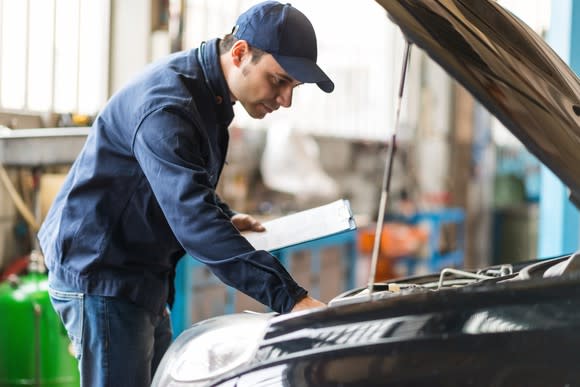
[48,275,173,387]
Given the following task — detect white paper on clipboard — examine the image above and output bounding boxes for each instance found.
[242,199,356,252]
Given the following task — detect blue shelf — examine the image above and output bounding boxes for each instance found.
[401,208,465,275]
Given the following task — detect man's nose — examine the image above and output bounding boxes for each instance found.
[276,86,293,108]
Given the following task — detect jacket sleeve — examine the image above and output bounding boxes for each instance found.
[132,106,306,313]
[214,192,237,219]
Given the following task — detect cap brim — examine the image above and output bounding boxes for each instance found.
[272,54,334,93]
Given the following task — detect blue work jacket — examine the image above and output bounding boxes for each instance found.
[38,39,307,315]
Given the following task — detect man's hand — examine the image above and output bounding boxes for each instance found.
[231,213,266,232]
[291,296,326,313]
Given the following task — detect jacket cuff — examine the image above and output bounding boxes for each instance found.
[278,286,308,314]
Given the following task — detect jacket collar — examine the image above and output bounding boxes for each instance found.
[198,38,235,127]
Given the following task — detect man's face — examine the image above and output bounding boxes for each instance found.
[228,50,302,119]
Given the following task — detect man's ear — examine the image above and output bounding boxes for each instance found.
[231,40,250,67]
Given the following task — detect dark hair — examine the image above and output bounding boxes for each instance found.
[219,33,266,64]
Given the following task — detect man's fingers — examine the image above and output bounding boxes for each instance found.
[253,222,266,232]
[248,217,265,232]
[232,214,266,232]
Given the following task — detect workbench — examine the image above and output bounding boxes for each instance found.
[0,126,90,166]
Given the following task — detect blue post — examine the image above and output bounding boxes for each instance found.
[171,257,190,339]
[538,0,580,257]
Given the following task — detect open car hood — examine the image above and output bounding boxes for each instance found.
[375,0,580,206]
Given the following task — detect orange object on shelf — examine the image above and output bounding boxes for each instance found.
[357,223,429,281]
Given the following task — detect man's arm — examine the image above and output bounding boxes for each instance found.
[133,107,312,313]
[231,213,327,312]
[215,193,237,218]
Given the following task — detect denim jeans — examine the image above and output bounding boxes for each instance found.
[48,274,173,387]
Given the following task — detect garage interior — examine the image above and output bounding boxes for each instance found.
[0,0,578,386]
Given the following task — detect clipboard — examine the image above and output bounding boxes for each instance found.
[242,199,356,252]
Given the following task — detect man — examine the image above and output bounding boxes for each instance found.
[39,1,333,386]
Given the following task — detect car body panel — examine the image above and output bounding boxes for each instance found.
[213,269,580,385]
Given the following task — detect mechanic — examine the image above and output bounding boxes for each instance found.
[38,1,333,386]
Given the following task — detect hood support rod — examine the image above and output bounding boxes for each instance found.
[367,41,412,296]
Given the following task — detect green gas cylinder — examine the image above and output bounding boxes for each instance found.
[0,259,80,386]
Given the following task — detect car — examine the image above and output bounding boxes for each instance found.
[152,255,580,386]
[152,1,580,386]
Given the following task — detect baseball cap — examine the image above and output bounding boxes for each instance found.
[233,1,334,93]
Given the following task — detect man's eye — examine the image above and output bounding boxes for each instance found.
[271,76,289,87]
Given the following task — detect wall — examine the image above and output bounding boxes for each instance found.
[109,0,152,95]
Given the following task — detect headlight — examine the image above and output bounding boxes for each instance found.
[152,313,273,387]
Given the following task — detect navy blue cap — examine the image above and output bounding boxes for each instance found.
[233,1,334,93]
